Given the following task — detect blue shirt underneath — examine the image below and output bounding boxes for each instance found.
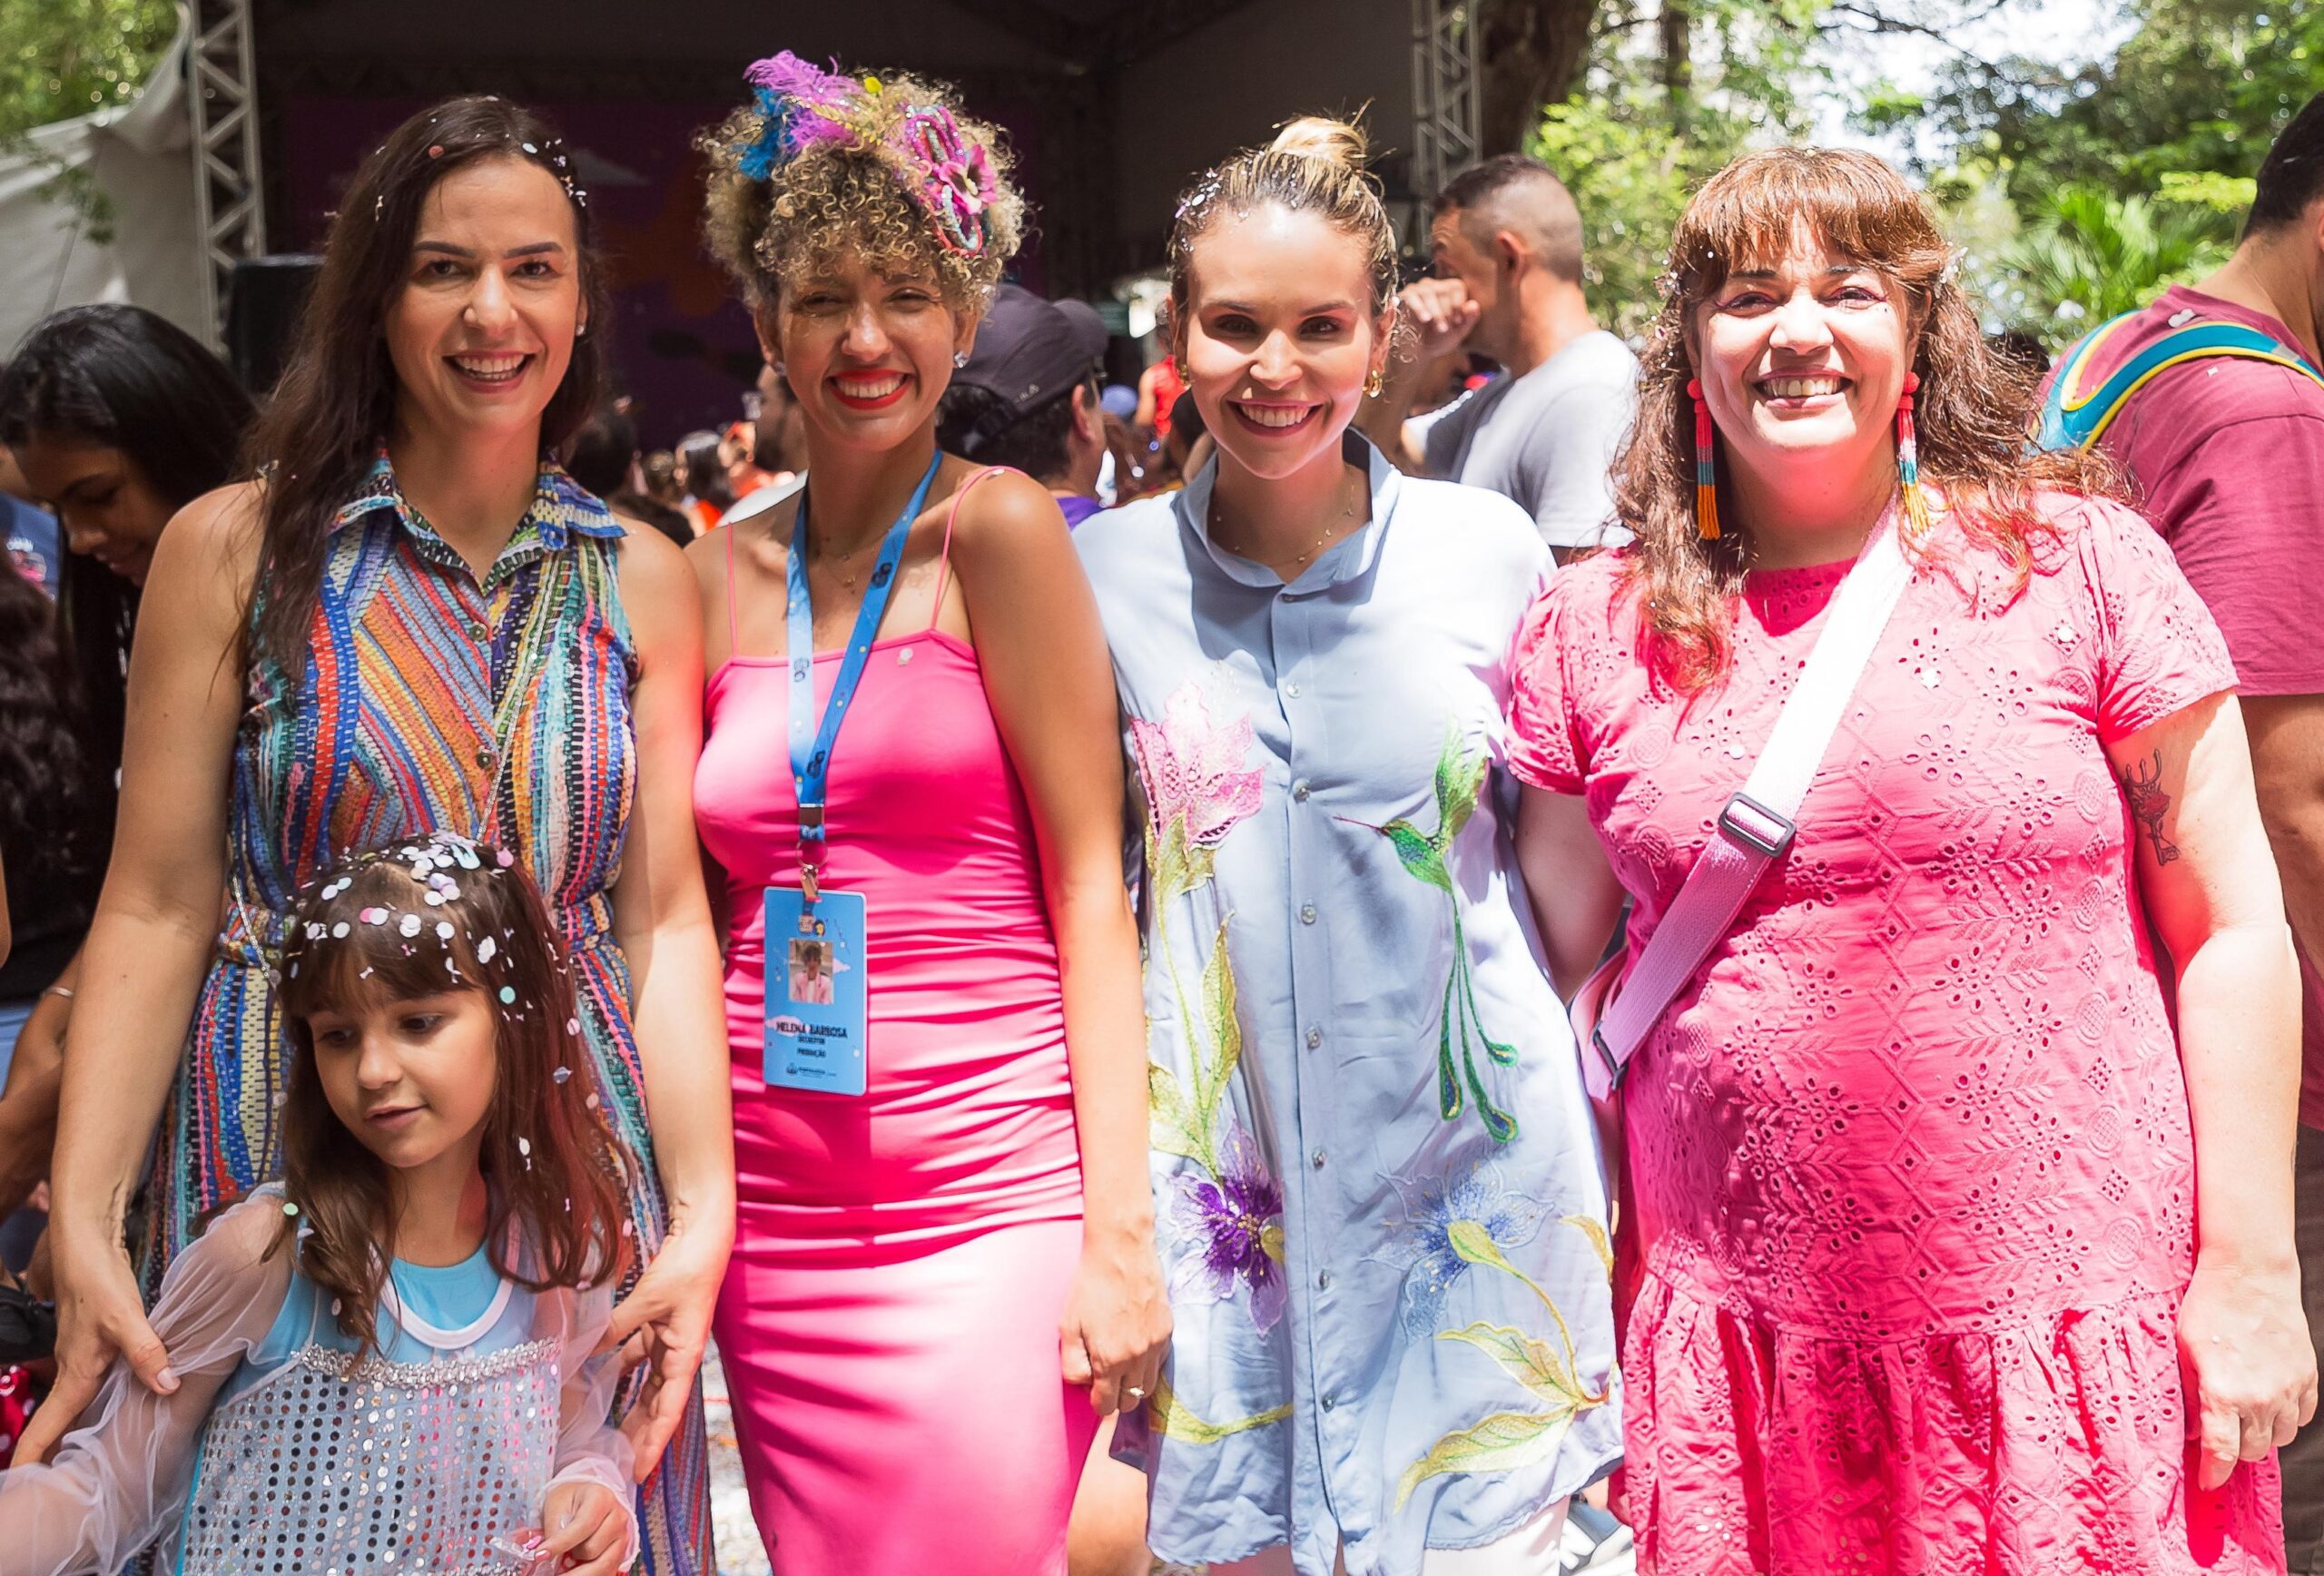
[4,496,60,594]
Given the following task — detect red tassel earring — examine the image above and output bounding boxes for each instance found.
[1688,378,1719,540]
[1896,371,1932,541]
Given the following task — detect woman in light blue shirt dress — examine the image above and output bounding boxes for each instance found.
[1076,115,1620,1576]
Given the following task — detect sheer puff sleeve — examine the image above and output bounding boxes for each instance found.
[537,1278,640,1566]
[0,1194,294,1576]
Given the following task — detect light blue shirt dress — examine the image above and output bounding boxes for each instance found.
[1077,438,1622,1576]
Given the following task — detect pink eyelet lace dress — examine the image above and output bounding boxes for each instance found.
[0,1187,635,1576]
[1507,497,2284,1575]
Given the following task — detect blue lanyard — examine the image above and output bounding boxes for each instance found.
[787,453,942,901]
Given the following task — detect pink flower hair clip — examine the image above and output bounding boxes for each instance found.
[896,103,995,256]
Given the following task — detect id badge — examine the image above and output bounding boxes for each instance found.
[761,887,869,1096]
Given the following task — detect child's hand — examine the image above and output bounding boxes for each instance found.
[525,1482,630,1574]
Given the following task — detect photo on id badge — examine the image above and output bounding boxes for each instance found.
[763,887,869,1095]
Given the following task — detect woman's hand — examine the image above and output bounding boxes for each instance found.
[13,1227,175,1463]
[527,1480,632,1575]
[606,520,736,1487]
[2179,1254,2318,1490]
[1060,1221,1172,1416]
[602,1211,730,1479]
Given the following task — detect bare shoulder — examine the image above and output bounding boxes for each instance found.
[943,465,1070,560]
[159,478,264,568]
[617,517,697,618]
[147,479,265,620]
[681,519,729,592]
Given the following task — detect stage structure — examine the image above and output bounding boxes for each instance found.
[181,0,1482,438]
[1410,0,1482,199]
[188,0,267,339]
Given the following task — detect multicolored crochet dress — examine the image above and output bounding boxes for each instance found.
[137,456,713,1576]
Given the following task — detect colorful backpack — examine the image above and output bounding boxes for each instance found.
[2036,307,2324,449]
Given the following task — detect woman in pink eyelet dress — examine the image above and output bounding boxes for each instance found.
[1507,147,2312,1575]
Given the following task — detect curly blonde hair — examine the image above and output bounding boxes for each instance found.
[700,62,1023,311]
[1617,147,2121,691]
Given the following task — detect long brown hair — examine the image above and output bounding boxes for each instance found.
[243,96,609,681]
[1617,147,2121,691]
[275,834,631,1357]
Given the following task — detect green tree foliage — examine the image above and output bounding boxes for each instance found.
[1531,0,1825,340]
[1886,0,2322,212]
[1999,185,2236,334]
[1870,0,2319,336]
[1,0,177,141]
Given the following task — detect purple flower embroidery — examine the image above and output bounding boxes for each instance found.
[1167,1122,1287,1333]
[1131,680,1264,899]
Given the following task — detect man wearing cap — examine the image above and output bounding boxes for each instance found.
[938,284,1111,526]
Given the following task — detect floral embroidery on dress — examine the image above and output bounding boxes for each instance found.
[1375,1160,1549,1340]
[1165,1118,1287,1330]
[1382,1156,1615,1511]
[1344,724,1520,1141]
[1134,675,1292,1362]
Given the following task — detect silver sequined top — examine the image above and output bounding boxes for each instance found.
[0,1189,634,1576]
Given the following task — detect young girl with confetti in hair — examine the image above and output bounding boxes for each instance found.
[0,833,640,1575]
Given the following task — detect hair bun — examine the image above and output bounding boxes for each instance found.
[1269,114,1369,173]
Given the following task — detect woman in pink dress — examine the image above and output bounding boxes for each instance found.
[686,55,1168,1575]
[1509,147,2316,1572]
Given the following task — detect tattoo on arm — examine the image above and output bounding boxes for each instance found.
[2121,749,2181,865]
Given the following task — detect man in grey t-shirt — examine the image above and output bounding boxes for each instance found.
[1360,154,1639,558]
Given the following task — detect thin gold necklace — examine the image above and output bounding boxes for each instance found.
[1209,471,1365,571]
[793,485,890,592]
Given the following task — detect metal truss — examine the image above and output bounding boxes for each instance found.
[187,0,267,343]
[1410,0,1482,201]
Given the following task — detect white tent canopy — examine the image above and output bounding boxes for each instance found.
[0,25,203,355]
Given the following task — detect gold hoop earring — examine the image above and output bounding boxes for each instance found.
[1364,366,1385,399]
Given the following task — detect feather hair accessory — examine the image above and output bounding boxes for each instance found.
[738,52,863,178]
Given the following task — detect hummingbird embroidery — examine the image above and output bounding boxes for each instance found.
[1343,724,1520,1142]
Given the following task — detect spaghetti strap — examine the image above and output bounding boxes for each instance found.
[723,518,743,659]
[930,466,1010,631]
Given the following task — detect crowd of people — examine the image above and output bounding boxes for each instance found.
[0,43,2318,1576]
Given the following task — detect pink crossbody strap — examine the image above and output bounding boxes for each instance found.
[1581,506,1915,1102]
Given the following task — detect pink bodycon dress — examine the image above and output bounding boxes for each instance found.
[696,477,1094,1574]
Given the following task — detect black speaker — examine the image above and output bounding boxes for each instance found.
[224,254,322,397]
